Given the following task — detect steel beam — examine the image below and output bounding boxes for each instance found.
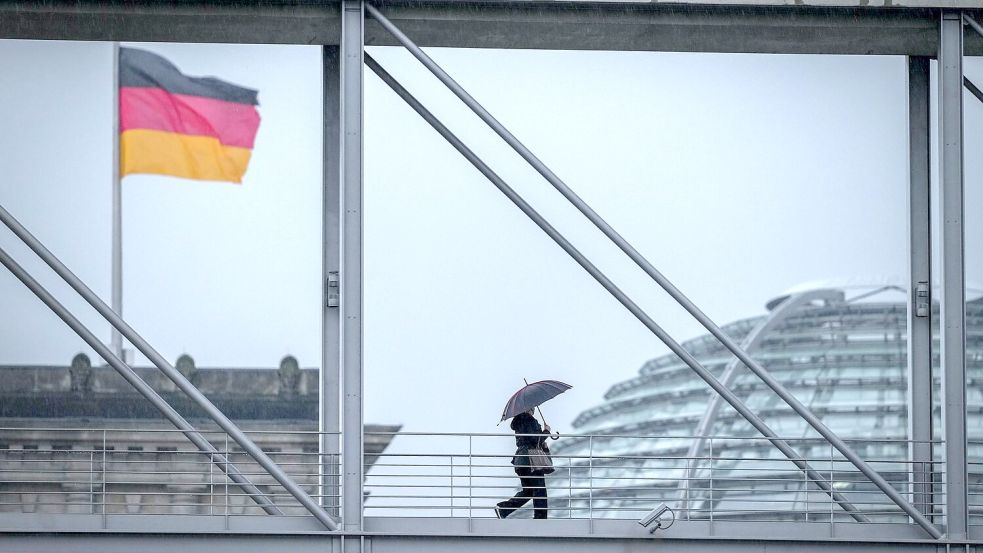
[0,522,971,553]
[966,14,983,39]
[365,52,872,526]
[939,10,968,540]
[676,289,843,516]
[110,42,123,360]
[340,0,365,536]
[0,1,341,45]
[965,77,983,106]
[365,4,938,537]
[907,55,934,519]
[0,245,279,515]
[0,513,978,543]
[4,1,983,56]
[322,44,343,517]
[0,205,339,530]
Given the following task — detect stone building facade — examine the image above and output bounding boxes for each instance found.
[0,354,399,516]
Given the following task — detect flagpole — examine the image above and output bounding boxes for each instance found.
[110,41,123,359]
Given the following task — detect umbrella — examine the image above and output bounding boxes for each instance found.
[500,379,572,422]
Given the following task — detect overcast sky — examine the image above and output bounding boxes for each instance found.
[1,40,981,436]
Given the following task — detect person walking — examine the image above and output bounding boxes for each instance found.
[496,408,553,519]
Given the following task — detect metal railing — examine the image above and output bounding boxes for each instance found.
[0,428,339,517]
[363,431,946,526]
[0,427,969,531]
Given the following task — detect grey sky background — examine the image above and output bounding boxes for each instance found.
[1,39,981,437]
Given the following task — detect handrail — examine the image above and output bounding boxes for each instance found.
[0,426,940,444]
[0,204,338,531]
[0,429,948,528]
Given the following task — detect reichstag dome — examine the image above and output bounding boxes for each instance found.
[549,283,983,523]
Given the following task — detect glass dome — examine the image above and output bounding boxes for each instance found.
[548,285,983,523]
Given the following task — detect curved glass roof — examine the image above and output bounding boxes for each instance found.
[546,285,983,522]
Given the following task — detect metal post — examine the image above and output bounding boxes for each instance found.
[684,453,691,520]
[940,10,968,540]
[322,43,343,518]
[830,443,834,529]
[907,55,934,519]
[568,454,573,519]
[366,53,873,526]
[0,205,337,529]
[0,244,279,516]
[88,449,95,514]
[709,437,714,528]
[363,5,938,536]
[804,461,809,522]
[110,41,123,360]
[908,57,932,516]
[340,0,365,536]
[225,435,230,527]
[102,430,107,526]
[587,436,593,524]
[468,435,473,523]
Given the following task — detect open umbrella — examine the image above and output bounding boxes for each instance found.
[500,379,572,422]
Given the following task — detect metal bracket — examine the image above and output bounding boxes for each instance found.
[327,271,340,307]
[915,281,930,318]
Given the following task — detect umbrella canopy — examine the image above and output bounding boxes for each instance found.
[501,380,572,421]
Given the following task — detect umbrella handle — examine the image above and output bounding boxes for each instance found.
[538,407,560,441]
[535,402,559,440]
[524,378,560,439]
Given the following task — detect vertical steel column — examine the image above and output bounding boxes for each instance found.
[322,44,342,517]
[110,42,123,359]
[939,10,968,539]
[340,0,365,535]
[907,55,934,518]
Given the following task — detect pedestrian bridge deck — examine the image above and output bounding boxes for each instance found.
[0,427,973,549]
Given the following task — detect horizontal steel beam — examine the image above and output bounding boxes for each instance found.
[0,1,341,44]
[0,515,978,546]
[3,1,983,55]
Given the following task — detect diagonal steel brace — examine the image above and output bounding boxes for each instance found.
[0,204,339,530]
[365,4,941,537]
[365,52,871,525]
[0,244,281,515]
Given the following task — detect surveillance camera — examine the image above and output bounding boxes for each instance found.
[638,503,670,528]
[638,503,674,533]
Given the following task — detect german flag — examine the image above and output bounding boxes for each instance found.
[119,47,261,183]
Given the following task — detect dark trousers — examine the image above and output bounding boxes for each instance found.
[497,474,548,519]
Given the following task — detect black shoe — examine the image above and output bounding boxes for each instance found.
[495,502,511,519]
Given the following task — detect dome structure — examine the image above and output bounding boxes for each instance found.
[549,285,983,523]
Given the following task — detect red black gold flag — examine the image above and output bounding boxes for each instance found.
[119,47,261,183]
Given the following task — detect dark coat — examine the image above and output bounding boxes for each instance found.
[511,412,549,449]
[510,412,549,475]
